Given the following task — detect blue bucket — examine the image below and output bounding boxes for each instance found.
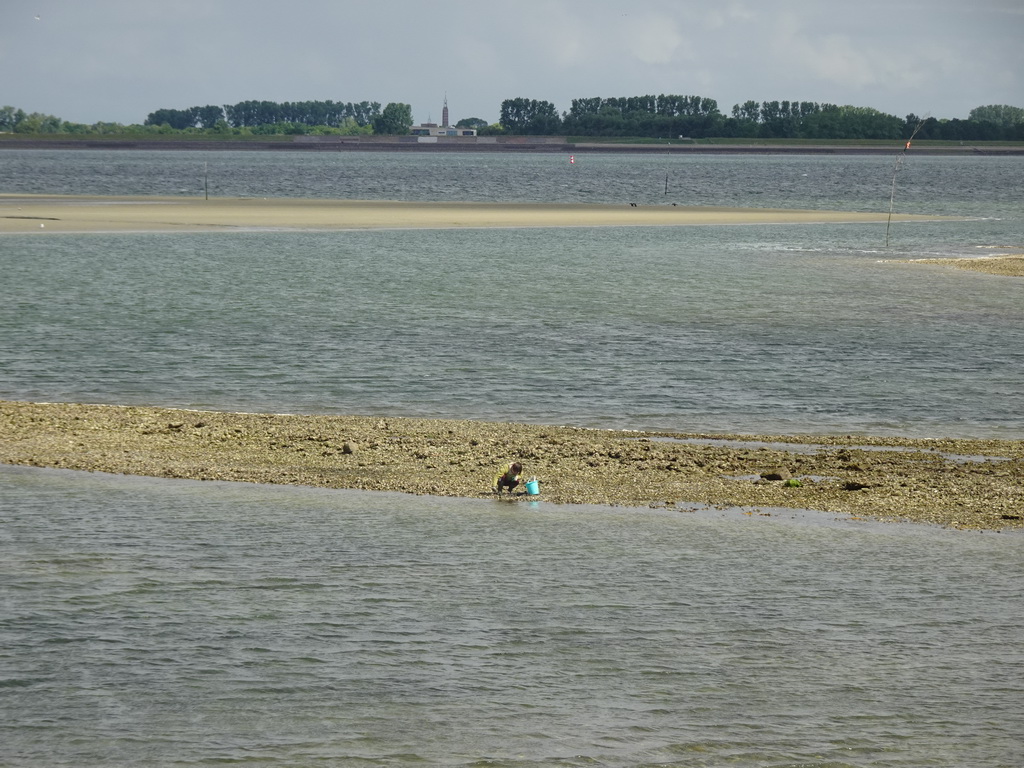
[525,479,540,495]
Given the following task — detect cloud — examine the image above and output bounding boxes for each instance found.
[0,0,1019,125]
[759,7,977,111]
[621,13,689,66]
[704,2,756,29]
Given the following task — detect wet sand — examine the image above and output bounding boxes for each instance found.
[0,194,950,233]
[3,401,1021,530]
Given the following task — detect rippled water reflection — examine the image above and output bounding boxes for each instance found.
[3,465,1023,767]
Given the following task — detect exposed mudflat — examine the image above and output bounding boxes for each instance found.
[3,401,1022,530]
[913,254,1024,277]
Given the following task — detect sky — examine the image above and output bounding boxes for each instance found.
[2,0,1022,127]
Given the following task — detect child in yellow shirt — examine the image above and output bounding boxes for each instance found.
[492,462,524,495]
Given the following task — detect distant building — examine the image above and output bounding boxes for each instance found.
[411,96,477,137]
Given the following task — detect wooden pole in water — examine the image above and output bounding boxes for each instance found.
[204,161,209,201]
[886,119,925,247]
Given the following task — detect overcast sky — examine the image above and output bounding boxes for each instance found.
[3,0,1022,127]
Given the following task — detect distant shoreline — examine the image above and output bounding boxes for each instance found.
[2,135,1023,155]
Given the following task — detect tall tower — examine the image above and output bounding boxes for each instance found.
[442,95,449,128]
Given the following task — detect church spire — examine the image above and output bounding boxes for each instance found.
[442,94,449,128]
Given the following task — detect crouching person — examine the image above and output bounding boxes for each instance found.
[492,462,524,495]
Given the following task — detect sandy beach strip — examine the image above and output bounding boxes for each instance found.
[3,401,1022,530]
[0,194,951,234]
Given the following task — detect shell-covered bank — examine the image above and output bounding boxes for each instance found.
[3,401,1022,530]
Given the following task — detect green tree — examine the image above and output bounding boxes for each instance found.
[195,105,225,129]
[968,104,1024,128]
[834,106,902,140]
[13,111,63,133]
[456,117,487,130]
[731,100,760,123]
[499,98,561,134]
[89,121,127,135]
[337,117,373,136]
[0,105,26,131]
[351,101,382,126]
[561,94,721,137]
[145,107,197,129]
[801,104,844,138]
[373,102,413,134]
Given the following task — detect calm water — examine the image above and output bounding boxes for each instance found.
[2,151,1023,437]
[2,150,1024,766]
[0,147,1019,215]
[3,465,1023,767]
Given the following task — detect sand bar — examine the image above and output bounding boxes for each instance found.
[3,401,1022,530]
[0,194,950,234]
[913,254,1024,277]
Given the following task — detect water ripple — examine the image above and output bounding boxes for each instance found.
[2,466,1023,766]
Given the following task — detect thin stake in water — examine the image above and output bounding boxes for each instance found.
[886,119,925,247]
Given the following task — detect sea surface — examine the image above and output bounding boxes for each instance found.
[2,149,1023,438]
[2,149,1023,767]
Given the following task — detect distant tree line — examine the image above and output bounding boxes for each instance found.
[3,99,1022,141]
[498,95,1024,141]
[144,100,389,134]
[0,100,414,137]
[0,105,129,135]
[145,104,228,130]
